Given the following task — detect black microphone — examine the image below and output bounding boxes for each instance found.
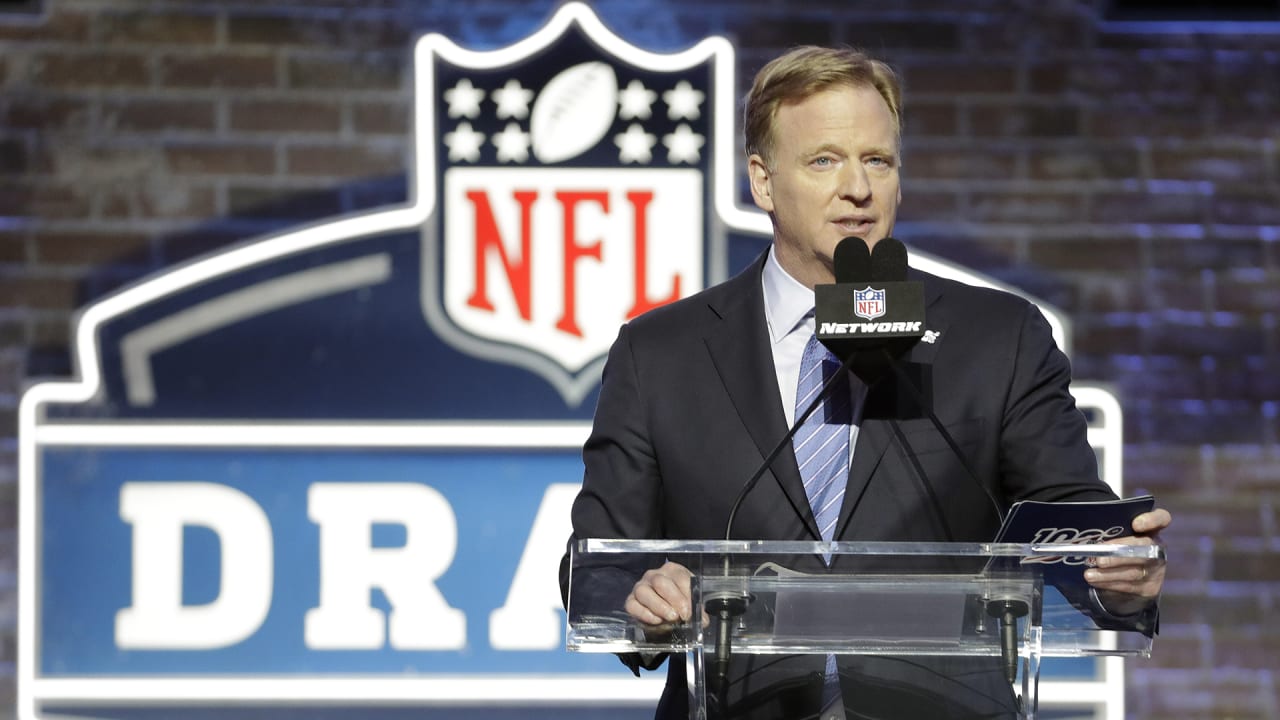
[824,238,1023,687]
[816,237,925,382]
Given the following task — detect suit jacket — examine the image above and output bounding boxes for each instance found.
[561,252,1120,718]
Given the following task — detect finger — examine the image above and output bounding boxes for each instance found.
[1133,508,1172,534]
[648,572,693,620]
[624,591,668,625]
[630,576,685,623]
[1085,561,1165,598]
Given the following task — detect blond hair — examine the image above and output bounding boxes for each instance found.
[744,46,902,166]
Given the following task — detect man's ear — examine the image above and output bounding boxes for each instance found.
[747,154,774,213]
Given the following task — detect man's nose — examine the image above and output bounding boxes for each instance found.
[838,162,871,203]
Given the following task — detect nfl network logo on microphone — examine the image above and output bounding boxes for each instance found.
[16,3,1130,719]
[854,287,887,321]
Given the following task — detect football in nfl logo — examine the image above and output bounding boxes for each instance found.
[854,286,887,321]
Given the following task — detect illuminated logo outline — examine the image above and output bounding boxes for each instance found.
[15,3,1129,718]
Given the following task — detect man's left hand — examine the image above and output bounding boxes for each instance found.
[1085,507,1171,615]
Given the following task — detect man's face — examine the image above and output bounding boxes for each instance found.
[748,83,902,289]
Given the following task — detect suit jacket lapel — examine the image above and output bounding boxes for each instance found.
[702,255,822,541]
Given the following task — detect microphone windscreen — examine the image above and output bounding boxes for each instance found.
[834,237,872,284]
[870,237,908,282]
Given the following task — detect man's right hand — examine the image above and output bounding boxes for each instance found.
[624,561,694,627]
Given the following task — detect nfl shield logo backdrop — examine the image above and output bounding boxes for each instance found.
[420,17,722,406]
[854,286,887,321]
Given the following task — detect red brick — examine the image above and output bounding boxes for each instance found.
[286,51,404,91]
[1028,146,1141,180]
[102,98,218,133]
[1212,97,1280,139]
[1070,319,1144,357]
[0,139,30,175]
[1145,272,1210,313]
[351,101,409,135]
[893,191,963,223]
[1214,630,1280,671]
[1152,147,1269,184]
[841,21,961,52]
[1215,447,1280,492]
[1104,353,1206,399]
[1133,671,1278,719]
[1,95,94,132]
[285,143,405,177]
[969,15,1089,54]
[31,53,150,89]
[157,229,252,265]
[1210,356,1280,404]
[1086,101,1210,140]
[1155,589,1213,627]
[0,317,28,347]
[31,315,71,349]
[724,16,837,48]
[1142,399,1267,445]
[33,231,154,266]
[98,184,220,221]
[0,233,29,264]
[971,104,1082,138]
[230,99,342,133]
[159,54,279,89]
[228,14,343,46]
[1211,191,1280,226]
[1149,318,1266,356]
[1134,633,1205,670]
[1150,236,1265,272]
[167,143,276,176]
[0,275,79,310]
[902,62,1016,95]
[227,184,345,220]
[0,182,90,219]
[1212,545,1280,582]
[0,9,90,42]
[1090,192,1207,224]
[1216,271,1280,315]
[968,191,1085,224]
[0,352,24,397]
[901,146,1018,180]
[98,11,218,46]
[228,15,411,50]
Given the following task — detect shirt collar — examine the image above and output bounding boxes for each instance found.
[762,245,816,344]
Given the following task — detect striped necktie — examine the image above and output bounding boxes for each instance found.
[794,334,853,717]
[793,334,851,544]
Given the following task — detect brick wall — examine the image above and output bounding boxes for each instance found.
[2,0,1277,718]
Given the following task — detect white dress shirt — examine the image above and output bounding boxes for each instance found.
[760,246,864,454]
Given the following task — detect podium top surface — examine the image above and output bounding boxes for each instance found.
[576,538,1164,560]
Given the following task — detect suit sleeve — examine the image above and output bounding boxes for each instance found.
[998,302,1158,635]
[997,301,1115,504]
[558,323,669,674]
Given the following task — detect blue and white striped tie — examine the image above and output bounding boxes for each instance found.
[793,334,851,545]
[794,333,853,717]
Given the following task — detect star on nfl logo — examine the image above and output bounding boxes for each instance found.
[854,286,887,320]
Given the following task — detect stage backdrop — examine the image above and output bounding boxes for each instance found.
[6,1,1279,720]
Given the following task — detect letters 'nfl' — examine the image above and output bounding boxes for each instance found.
[422,15,726,405]
[854,286,887,321]
[16,4,1128,719]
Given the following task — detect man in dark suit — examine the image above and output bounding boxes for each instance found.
[561,45,1170,719]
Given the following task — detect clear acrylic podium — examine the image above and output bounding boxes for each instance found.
[565,539,1161,719]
